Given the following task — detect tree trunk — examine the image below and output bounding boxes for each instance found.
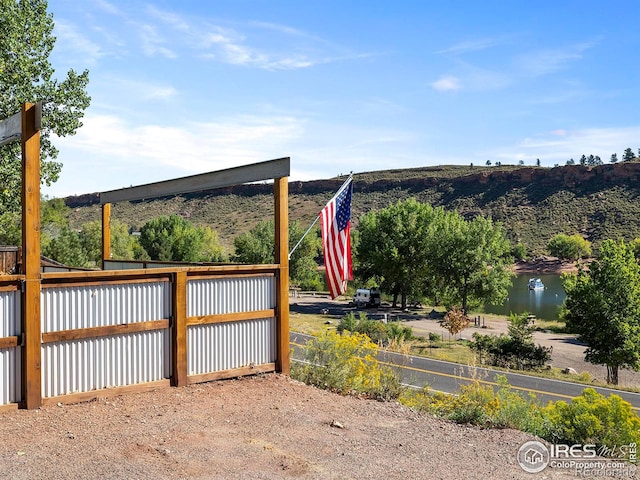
[392,292,398,308]
[607,365,619,385]
[401,293,407,310]
[461,278,468,314]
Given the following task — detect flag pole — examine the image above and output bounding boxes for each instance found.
[288,172,353,260]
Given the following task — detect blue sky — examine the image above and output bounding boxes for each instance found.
[43,0,640,197]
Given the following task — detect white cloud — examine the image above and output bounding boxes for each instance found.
[143,5,364,70]
[431,76,461,92]
[436,38,501,56]
[102,77,179,100]
[137,23,176,59]
[55,113,304,183]
[54,20,104,65]
[94,0,122,16]
[514,40,598,76]
[145,4,191,32]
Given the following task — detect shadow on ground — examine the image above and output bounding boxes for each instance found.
[289,296,443,323]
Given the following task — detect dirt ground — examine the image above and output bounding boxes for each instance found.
[0,374,622,480]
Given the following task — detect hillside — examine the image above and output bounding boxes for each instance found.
[64,162,640,256]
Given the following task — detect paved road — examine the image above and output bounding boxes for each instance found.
[290,331,640,411]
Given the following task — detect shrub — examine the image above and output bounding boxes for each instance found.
[291,330,402,401]
[540,388,640,452]
[400,378,640,460]
[428,332,441,342]
[470,313,552,370]
[337,312,414,346]
[547,233,592,260]
[400,375,545,431]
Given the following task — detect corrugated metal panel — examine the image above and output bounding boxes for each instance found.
[187,317,276,375]
[42,266,86,273]
[42,330,170,398]
[0,289,21,404]
[40,280,171,398]
[187,275,275,316]
[102,261,142,270]
[41,281,170,332]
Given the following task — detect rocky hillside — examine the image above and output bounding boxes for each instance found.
[64,162,640,256]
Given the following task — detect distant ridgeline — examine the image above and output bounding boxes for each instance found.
[64,162,640,255]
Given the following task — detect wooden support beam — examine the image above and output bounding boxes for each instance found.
[171,271,188,387]
[100,157,290,204]
[41,379,170,406]
[20,102,42,409]
[0,336,20,349]
[102,203,111,269]
[187,363,275,385]
[41,319,169,343]
[0,111,21,147]
[274,176,290,374]
[187,309,275,326]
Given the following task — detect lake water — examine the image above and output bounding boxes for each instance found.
[483,274,566,320]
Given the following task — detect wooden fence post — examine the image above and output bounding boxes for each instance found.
[274,176,290,374]
[102,203,111,269]
[171,271,188,386]
[21,102,42,409]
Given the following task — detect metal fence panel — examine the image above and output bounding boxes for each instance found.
[186,276,276,376]
[188,317,276,375]
[40,280,171,398]
[41,281,170,332]
[0,289,21,404]
[42,330,170,398]
[187,275,275,316]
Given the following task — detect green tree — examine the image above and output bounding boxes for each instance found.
[547,233,591,261]
[0,0,90,214]
[79,220,148,266]
[40,196,71,254]
[0,211,21,245]
[563,240,640,384]
[355,199,438,309]
[512,242,527,262]
[629,238,640,260]
[432,212,513,312]
[139,215,226,263]
[233,220,321,290]
[233,221,273,264]
[623,148,636,162]
[42,225,89,267]
[610,153,618,163]
[355,199,512,311]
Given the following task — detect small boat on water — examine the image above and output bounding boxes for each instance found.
[528,278,545,290]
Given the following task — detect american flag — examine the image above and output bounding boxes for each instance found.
[320,178,353,299]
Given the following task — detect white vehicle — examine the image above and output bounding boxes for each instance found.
[528,278,545,290]
[353,288,381,308]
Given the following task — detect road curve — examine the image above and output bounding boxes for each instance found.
[290,331,640,411]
